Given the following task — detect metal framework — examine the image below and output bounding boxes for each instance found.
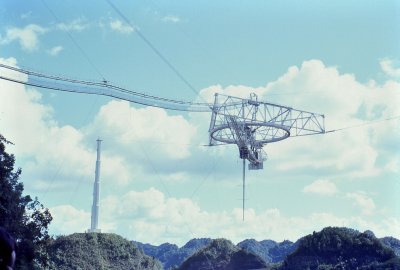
[209,93,325,164]
[208,93,325,219]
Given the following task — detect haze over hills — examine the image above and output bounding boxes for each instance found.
[134,237,297,269]
[133,227,400,270]
[134,238,212,270]
[237,239,297,264]
[177,238,268,270]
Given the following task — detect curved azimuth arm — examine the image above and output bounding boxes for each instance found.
[0,64,212,112]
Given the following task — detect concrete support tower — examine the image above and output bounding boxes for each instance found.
[89,139,102,233]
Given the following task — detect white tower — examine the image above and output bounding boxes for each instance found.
[89,139,102,233]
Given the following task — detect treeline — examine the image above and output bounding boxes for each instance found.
[280,227,400,270]
[0,134,52,269]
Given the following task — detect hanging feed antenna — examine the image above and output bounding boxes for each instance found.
[208,93,325,220]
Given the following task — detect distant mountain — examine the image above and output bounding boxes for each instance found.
[280,227,400,270]
[134,238,212,270]
[178,238,268,270]
[133,242,179,266]
[47,233,162,270]
[238,239,297,263]
[135,237,294,269]
[133,228,400,270]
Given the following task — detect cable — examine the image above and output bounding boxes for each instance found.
[41,0,107,81]
[42,157,66,199]
[0,71,212,112]
[105,0,202,100]
[189,154,219,199]
[127,108,216,270]
[42,95,102,201]
[325,115,400,134]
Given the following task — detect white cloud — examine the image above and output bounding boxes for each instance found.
[199,60,400,180]
[87,100,197,160]
[0,24,47,51]
[0,57,131,193]
[48,187,398,245]
[199,84,265,103]
[109,19,134,34]
[56,18,89,32]
[20,11,32,20]
[49,205,90,235]
[0,56,199,191]
[303,179,338,196]
[380,58,400,78]
[346,192,376,216]
[162,15,181,23]
[1,56,399,245]
[48,45,63,56]
[263,60,364,123]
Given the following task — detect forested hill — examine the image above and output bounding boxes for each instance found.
[177,238,268,270]
[381,236,400,257]
[46,233,162,270]
[280,227,400,270]
[41,228,400,270]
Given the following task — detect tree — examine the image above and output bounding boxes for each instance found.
[46,233,163,270]
[0,134,52,269]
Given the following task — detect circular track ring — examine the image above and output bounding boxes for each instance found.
[210,121,290,145]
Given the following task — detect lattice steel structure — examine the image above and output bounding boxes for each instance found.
[209,93,325,164]
[208,93,325,219]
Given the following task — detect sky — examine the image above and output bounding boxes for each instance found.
[0,0,399,246]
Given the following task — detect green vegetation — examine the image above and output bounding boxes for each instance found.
[280,227,399,270]
[178,238,267,270]
[46,233,162,270]
[0,134,52,269]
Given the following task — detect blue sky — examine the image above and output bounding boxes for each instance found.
[0,1,399,245]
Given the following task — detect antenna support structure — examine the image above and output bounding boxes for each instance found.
[208,93,325,220]
[88,139,102,233]
[0,64,327,222]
